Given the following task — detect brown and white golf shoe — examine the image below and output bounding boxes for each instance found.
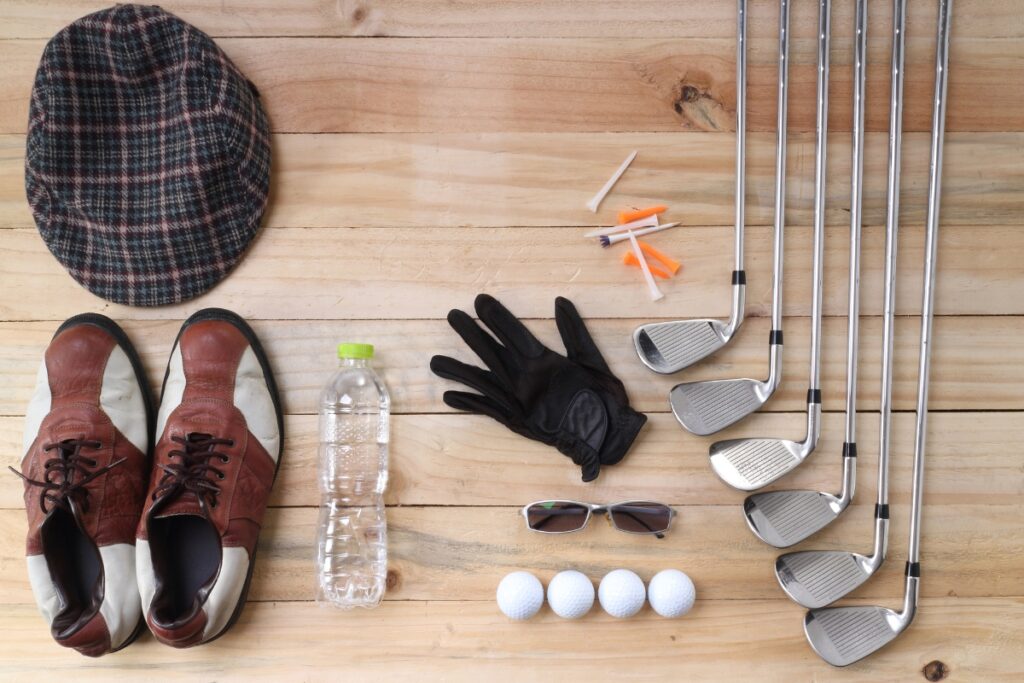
[136,309,283,647]
[15,314,152,656]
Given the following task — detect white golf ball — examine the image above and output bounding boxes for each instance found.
[546,570,595,619]
[496,571,544,620]
[598,569,646,618]
[647,569,696,618]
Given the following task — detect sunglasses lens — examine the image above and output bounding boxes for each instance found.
[525,502,589,533]
[609,502,673,534]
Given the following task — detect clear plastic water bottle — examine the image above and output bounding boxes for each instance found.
[316,343,390,608]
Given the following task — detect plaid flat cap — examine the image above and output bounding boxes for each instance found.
[25,4,270,306]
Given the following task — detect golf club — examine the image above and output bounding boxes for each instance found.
[633,0,748,373]
[775,0,905,607]
[805,0,950,665]
[707,0,830,488]
[744,0,866,543]
[667,0,789,436]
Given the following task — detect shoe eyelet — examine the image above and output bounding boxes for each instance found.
[217,472,225,480]
[220,455,230,463]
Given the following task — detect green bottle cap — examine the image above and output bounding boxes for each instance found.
[337,343,374,359]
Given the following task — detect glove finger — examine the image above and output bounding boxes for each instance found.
[579,454,601,482]
[475,294,546,359]
[430,355,514,409]
[447,308,511,378]
[443,391,516,427]
[555,296,612,374]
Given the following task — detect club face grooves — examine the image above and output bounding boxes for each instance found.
[709,436,804,490]
[634,320,728,374]
[670,378,768,436]
[804,605,905,666]
[744,490,842,547]
[776,550,874,608]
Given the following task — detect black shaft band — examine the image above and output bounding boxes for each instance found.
[875,503,890,519]
[807,389,821,404]
[906,561,921,578]
[842,442,857,458]
[769,330,783,345]
[732,270,747,285]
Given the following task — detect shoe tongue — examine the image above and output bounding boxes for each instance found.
[153,496,205,519]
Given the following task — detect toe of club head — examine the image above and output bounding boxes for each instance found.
[709,438,805,491]
[775,551,874,608]
[804,605,905,667]
[634,320,728,374]
[744,490,844,547]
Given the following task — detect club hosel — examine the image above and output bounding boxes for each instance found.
[870,507,890,567]
[767,332,784,393]
[805,388,822,444]
[838,443,857,505]
[726,271,747,336]
[902,568,920,620]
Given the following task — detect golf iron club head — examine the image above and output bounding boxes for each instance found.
[746,443,858,545]
[743,489,848,548]
[634,319,735,374]
[775,549,878,609]
[670,377,773,436]
[709,434,814,491]
[708,394,820,490]
[804,599,914,667]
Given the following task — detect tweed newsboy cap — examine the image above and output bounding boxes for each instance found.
[25,4,270,306]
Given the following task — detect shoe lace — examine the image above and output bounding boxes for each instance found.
[152,433,234,511]
[9,439,125,515]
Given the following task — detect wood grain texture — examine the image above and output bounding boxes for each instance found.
[1,1,1020,678]
[1,35,1022,134]
[2,0,1020,39]
[3,411,1021,508]
[0,316,1020,416]
[0,599,1021,682]
[2,224,1022,321]
[3,132,1022,229]
[1,501,1022,604]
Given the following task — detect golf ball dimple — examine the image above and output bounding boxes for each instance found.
[647,569,696,618]
[598,569,646,618]
[546,570,595,619]
[496,571,544,620]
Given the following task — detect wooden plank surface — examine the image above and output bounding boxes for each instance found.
[2,599,1021,682]
[2,36,1022,134]
[2,224,1023,321]
[3,132,1023,229]
[2,0,1020,39]
[1,501,1022,604]
[1,316,1021,417]
[3,412,1021,508]
[1,0,1021,679]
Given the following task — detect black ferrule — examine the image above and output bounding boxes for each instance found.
[875,503,890,519]
[842,442,857,458]
[807,389,821,404]
[769,330,784,345]
[906,561,921,578]
[732,270,747,285]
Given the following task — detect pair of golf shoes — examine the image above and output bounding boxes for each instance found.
[14,309,283,656]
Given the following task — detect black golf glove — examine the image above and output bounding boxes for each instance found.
[430,294,647,481]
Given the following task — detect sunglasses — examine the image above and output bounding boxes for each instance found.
[522,500,676,538]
